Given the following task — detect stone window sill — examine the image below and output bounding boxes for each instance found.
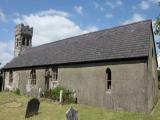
[106,89,111,94]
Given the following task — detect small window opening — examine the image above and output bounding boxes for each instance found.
[30,69,36,85]
[22,37,25,45]
[26,38,30,46]
[106,68,111,90]
[52,67,58,80]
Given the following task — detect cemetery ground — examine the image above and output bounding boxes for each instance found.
[0,92,160,120]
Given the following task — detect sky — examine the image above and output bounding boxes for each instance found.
[0,0,160,68]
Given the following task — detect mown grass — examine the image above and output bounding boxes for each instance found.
[0,92,160,120]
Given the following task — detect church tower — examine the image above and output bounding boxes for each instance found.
[14,24,33,57]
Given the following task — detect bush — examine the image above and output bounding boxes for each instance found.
[14,88,20,95]
[44,87,75,103]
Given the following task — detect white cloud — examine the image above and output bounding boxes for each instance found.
[105,0,123,9]
[74,6,84,15]
[14,9,98,46]
[93,1,105,11]
[105,13,113,18]
[0,9,6,22]
[122,13,145,25]
[0,40,14,68]
[116,0,123,6]
[149,0,160,4]
[140,1,150,10]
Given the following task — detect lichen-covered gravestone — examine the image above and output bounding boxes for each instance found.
[59,90,63,103]
[25,98,40,118]
[66,107,78,120]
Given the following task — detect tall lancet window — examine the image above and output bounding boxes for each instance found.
[106,68,111,91]
[30,69,36,85]
[52,67,58,80]
[22,37,25,45]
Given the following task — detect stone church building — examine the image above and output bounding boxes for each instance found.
[3,20,158,113]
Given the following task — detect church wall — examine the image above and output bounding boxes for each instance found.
[4,59,149,113]
[4,68,54,95]
[59,60,147,113]
[147,31,158,112]
[4,71,19,91]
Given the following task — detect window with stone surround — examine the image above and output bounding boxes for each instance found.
[106,68,111,91]
[52,67,58,80]
[9,71,13,83]
[30,69,36,85]
[22,37,25,45]
[26,37,30,46]
[45,69,50,77]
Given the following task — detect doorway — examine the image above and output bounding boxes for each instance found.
[45,77,49,90]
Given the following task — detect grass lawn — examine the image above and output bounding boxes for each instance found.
[0,92,160,120]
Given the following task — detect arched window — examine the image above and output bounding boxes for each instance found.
[45,69,50,90]
[52,67,58,80]
[106,68,111,90]
[30,69,36,85]
[26,38,30,46]
[16,38,19,47]
[45,69,50,77]
[22,37,25,45]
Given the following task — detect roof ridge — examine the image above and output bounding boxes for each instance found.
[28,19,152,51]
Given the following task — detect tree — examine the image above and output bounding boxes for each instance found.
[154,2,160,35]
[154,16,160,35]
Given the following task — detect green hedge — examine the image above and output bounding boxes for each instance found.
[44,87,75,103]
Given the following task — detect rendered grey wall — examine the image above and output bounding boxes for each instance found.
[147,31,158,112]
[59,60,147,113]
[4,58,154,113]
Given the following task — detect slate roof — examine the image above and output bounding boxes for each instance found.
[4,20,153,69]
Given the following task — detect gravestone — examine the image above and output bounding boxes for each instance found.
[38,88,42,99]
[59,90,63,103]
[66,107,78,120]
[73,89,77,104]
[30,87,39,98]
[25,98,40,118]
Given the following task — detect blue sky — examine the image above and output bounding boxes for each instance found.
[0,0,160,67]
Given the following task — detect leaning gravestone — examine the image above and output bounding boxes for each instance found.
[66,107,78,120]
[25,98,40,118]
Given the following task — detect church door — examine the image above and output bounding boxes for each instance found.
[45,77,49,90]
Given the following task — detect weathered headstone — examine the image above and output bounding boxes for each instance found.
[30,87,39,98]
[59,90,63,103]
[25,98,40,118]
[73,89,77,104]
[38,88,42,99]
[66,107,78,120]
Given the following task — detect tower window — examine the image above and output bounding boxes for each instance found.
[22,37,25,45]
[30,69,36,85]
[16,38,19,47]
[9,71,13,83]
[106,68,111,91]
[26,39,29,46]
